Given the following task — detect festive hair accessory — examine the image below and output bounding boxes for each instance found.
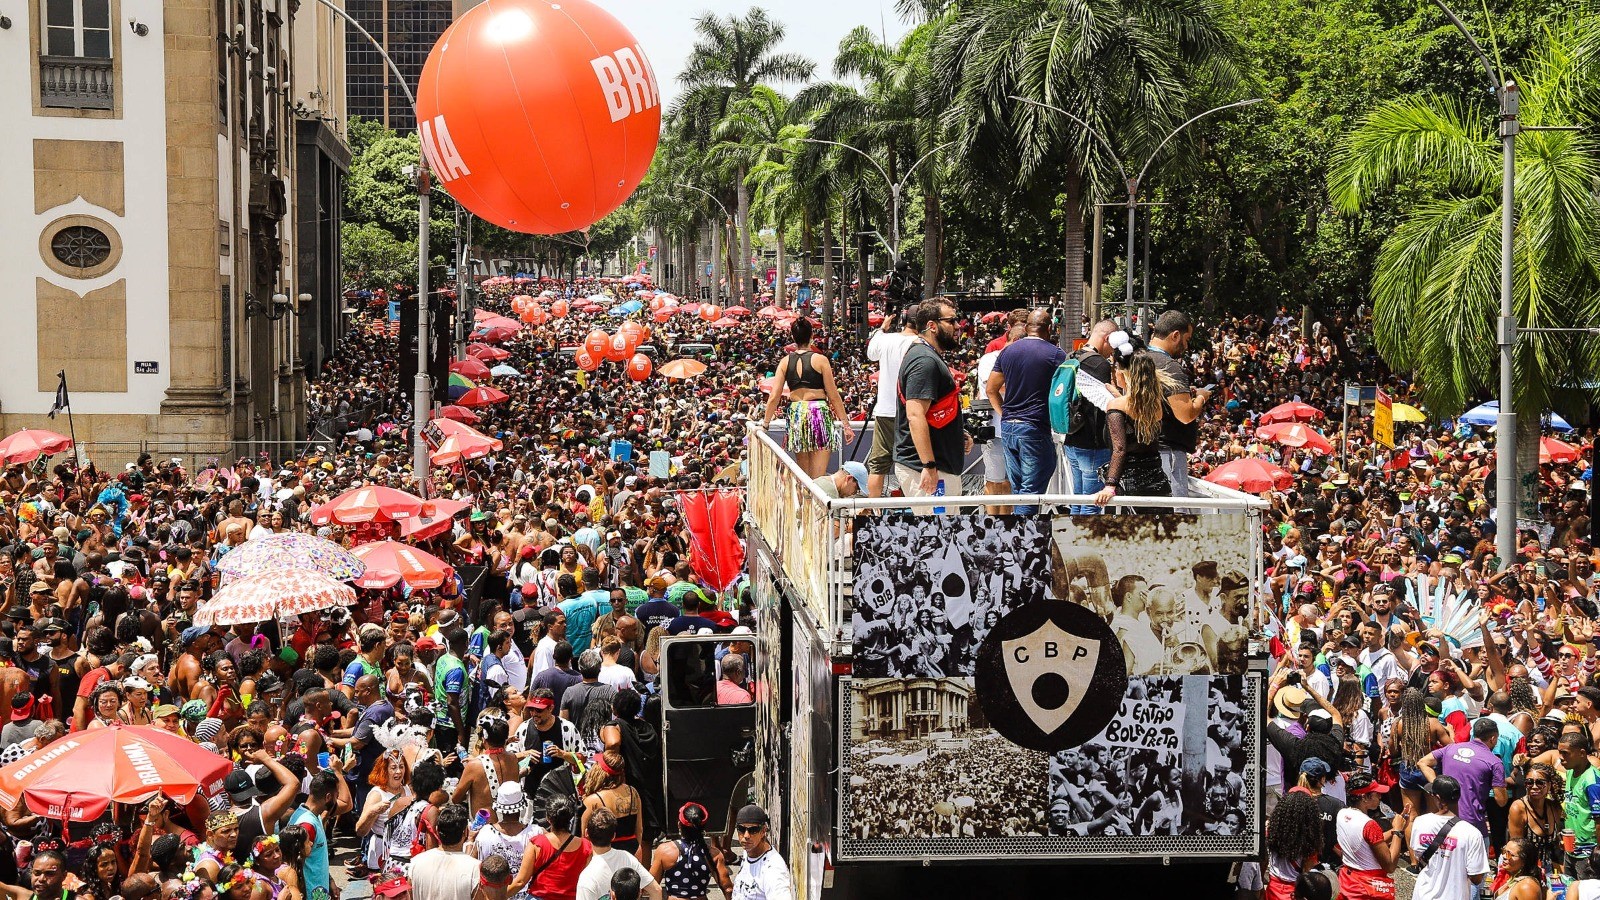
[593,753,617,776]
[206,811,239,833]
[677,802,708,829]
[252,834,279,856]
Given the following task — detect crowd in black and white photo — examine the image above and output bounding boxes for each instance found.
[1045,677,1253,838]
[846,730,1049,840]
[852,514,1053,678]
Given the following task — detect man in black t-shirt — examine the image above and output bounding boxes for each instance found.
[1147,310,1212,511]
[894,300,969,500]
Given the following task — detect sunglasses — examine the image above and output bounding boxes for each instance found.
[235,742,260,751]
[1561,652,1579,660]
[1527,779,1549,786]
[734,824,765,835]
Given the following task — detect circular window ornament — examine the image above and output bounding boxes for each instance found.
[51,226,113,270]
[39,216,122,279]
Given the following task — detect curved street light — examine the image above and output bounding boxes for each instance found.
[800,138,958,266]
[1010,96,1262,333]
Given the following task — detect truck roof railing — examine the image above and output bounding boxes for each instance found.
[745,424,1270,646]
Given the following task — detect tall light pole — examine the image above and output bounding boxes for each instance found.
[1430,0,1518,567]
[1011,97,1261,337]
[800,138,956,269]
[313,0,433,494]
[676,183,732,302]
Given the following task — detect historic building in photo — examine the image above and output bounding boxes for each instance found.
[0,0,349,456]
[854,678,972,741]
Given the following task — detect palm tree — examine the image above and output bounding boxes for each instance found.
[1328,17,1600,470]
[676,9,815,298]
[713,86,798,301]
[822,21,952,296]
[933,0,1238,322]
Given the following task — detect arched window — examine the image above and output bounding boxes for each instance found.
[41,0,112,58]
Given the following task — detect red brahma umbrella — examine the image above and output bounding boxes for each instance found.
[310,486,425,525]
[0,724,232,822]
[1259,401,1326,424]
[1204,458,1294,493]
[455,386,510,408]
[351,540,453,589]
[449,358,492,379]
[1256,422,1334,454]
[0,429,74,465]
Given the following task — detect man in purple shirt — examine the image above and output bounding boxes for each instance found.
[1418,717,1508,836]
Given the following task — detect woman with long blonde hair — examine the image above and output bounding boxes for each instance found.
[1093,337,1171,512]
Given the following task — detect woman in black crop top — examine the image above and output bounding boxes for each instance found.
[759,317,854,476]
[1093,339,1171,513]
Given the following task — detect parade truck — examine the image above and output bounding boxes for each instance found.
[654,428,1271,898]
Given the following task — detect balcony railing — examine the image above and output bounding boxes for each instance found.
[40,56,114,110]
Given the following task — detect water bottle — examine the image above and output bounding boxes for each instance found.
[933,479,945,515]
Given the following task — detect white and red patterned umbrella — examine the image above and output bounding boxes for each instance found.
[193,568,356,626]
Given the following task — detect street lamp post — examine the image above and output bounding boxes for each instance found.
[312,0,433,495]
[676,183,732,302]
[800,138,957,270]
[1430,0,1519,568]
[1011,97,1261,339]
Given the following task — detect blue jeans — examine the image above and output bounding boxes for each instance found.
[1001,421,1057,516]
[1064,445,1112,514]
[1159,449,1194,514]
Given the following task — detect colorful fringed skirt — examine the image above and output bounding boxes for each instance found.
[786,399,835,454]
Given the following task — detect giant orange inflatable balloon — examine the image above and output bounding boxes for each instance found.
[584,330,610,358]
[627,353,652,381]
[415,0,661,234]
[574,346,599,371]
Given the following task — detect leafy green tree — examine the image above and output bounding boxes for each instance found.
[932,0,1239,320]
[341,222,416,290]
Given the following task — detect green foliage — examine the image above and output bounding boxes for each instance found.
[1328,16,1600,418]
[341,221,416,290]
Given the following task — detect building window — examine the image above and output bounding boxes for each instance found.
[39,216,122,279]
[42,0,112,58]
[51,225,113,269]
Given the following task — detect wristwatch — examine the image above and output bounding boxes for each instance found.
[920,460,936,470]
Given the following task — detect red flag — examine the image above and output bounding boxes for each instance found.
[680,490,745,592]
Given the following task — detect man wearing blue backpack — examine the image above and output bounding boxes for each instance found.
[987,309,1066,516]
[1058,320,1117,514]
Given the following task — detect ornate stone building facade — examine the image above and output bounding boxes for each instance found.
[0,0,348,456]
[854,678,972,741]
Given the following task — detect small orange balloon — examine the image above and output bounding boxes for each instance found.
[585,329,610,358]
[551,299,570,318]
[519,305,542,324]
[574,346,599,371]
[627,353,652,381]
[700,304,721,322]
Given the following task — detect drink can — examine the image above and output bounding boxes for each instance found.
[1564,829,1577,854]
[933,479,945,515]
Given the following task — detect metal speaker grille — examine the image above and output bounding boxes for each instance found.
[836,675,1262,861]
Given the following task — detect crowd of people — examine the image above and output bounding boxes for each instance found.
[0,261,1593,900]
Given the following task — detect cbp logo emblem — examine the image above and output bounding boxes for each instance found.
[975,600,1125,752]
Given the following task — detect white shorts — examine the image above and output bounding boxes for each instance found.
[981,439,1008,485]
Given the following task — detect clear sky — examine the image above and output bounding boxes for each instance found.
[613,1,912,107]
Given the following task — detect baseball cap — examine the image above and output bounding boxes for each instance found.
[152,704,180,719]
[10,693,34,722]
[414,635,440,651]
[225,769,262,802]
[1299,758,1332,780]
[734,804,770,827]
[1334,654,1357,670]
[1425,774,1462,802]
[840,462,868,496]
[528,694,555,711]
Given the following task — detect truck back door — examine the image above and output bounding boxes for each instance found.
[659,634,757,835]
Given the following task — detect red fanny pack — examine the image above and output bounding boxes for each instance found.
[898,385,962,429]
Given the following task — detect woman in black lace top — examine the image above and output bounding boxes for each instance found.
[1093,338,1171,513]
